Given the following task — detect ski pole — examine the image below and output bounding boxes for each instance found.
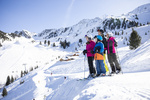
[84,55,86,79]
[116,47,121,64]
[116,47,123,74]
[105,53,111,74]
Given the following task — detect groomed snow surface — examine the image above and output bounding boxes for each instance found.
[0,36,150,100]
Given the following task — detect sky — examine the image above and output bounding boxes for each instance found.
[0,0,150,33]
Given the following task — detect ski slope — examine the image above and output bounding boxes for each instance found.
[1,37,150,100]
[0,37,68,85]
[0,3,150,100]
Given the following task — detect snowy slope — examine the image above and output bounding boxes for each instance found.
[0,3,150,100]
[121,39,150,73]
[0,37,68,85]
[1,39,150,99]
[127,3,150,24]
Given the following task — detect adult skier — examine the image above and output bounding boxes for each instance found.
[91,35,106,77]
[106,33,121,74]
[97,29,109,73]
[83,35,96,78]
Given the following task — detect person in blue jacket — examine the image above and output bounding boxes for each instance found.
[91,35,106,77]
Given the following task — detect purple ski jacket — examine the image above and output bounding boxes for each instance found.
[86,40,96,57]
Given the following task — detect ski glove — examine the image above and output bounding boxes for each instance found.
[90,50,94,54]
[114,40,118,47]
[95,46,100,53]
[83,50,87,55]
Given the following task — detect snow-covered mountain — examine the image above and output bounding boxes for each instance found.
[14,30,36,39]
[36,3,150,43]
[0,3,150,100]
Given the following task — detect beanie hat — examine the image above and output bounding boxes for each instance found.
[85,35,93,40]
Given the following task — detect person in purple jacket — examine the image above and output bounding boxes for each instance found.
[83,35,96,78]
[106,33,121,74]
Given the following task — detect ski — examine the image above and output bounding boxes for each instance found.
[96,74,113,78]
[77,78,89,81]
[77,77,95,81]
[77,74,113,81]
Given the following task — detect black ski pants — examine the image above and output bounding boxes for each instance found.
[87,57,96,74]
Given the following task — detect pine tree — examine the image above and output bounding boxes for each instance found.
[21,71,24,77]
[6,76,10,86]
[123,41,125,44]
[79,39,82,44]
[2,87,7,97]
[135,14,138,20]
[48,41,50,46]
[115,31,117,35]
[0,43,2,47]
[39,41,42,45]
[129,29,141,50]
[11,76,14,83]
[26,70,28,74]
[145,32,147,35]
[140,23,142,26]
[30,67,33,72]
[24,70,26,75]
[53,43,56,47]
[122,30,124,35]
[135,22,139,27]
[44,40,47,45]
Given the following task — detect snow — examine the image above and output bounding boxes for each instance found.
[0,37,68,85]
[121,39,150,73]
[1,36,150,99]
[0,3,150,100]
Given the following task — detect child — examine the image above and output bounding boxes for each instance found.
[91,35,106,77]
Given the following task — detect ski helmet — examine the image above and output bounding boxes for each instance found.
[97,29,104,33]
[107,32,113,37]
[97,35,103,41]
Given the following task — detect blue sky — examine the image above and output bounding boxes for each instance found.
[0,0,150,33]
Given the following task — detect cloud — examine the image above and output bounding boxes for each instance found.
[63,0,75,27]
